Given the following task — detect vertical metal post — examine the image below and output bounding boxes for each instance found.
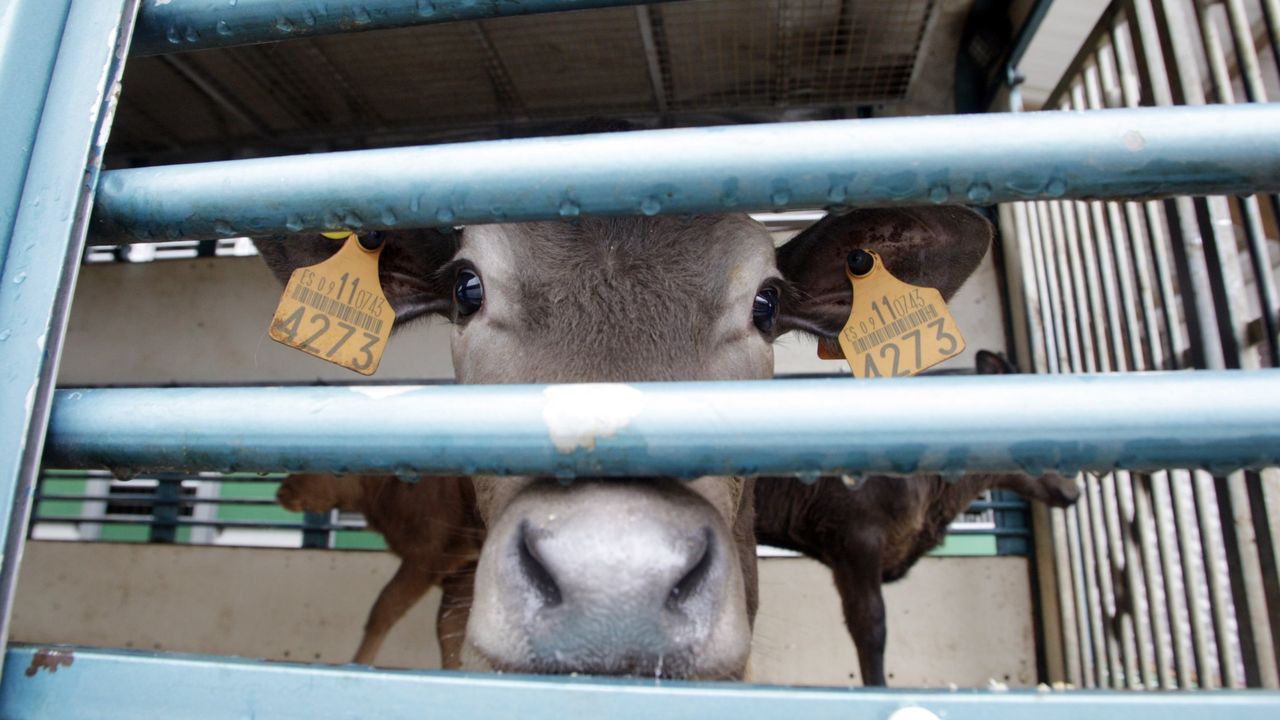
[0,0,72,266]
[1264,0,1280,79]
[1126,0,1224,370]
[1031,201,1071,371]
[1053,200,1097,372]
[1148,473,1195,687]
[1065,506,1099,685]
[0,0,141,675]
[149,475,182,544]
[1110,17,1188,369]
[302,511,332,549]
[999,202,1039,373]
[992,490,1030,556]
[1197,0,1280,366]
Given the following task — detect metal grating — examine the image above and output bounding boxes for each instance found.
[1001,0,1280,691]
[106,0,940,166]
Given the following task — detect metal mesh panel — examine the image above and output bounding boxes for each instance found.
[106,0,939,164]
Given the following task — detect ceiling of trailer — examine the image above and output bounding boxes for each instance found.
[106,0,981,168]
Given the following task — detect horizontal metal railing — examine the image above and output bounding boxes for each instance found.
[6,645,1280,719]
[89,104,1280,243]
[41,372,1280,477]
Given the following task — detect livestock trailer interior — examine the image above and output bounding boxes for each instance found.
[2,0,1280,716]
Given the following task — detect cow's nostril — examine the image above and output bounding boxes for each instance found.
[518,521,563,608]
[666,527,714,611]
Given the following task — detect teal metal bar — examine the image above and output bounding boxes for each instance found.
[0,0,73,265]
[42,371,1280,477]
[89,104,1280,244]
[1008,0,1056,69]
[132,0,683,56]
[5,646,1280,720]
[0,0,140,674]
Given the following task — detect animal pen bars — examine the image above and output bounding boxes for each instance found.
[0,0,1278,715]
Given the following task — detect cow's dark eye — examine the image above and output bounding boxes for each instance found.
[455,268,484,317]
[752,286,778,333]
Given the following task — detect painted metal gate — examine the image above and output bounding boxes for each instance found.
[2,0,1280,716]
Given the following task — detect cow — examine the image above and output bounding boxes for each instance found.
[275,474,482,667]
[754,350,1081,686]
[276,353,1077,682]
[256,205,992,679]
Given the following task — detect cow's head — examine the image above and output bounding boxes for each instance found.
[256,206,990,679]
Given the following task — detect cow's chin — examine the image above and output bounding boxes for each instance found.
[463,478,752,680]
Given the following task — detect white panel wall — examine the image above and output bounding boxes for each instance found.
[11,542,1036,687]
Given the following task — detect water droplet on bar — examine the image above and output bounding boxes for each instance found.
[720,178,740,207]
[640,197,662,216]
[216,20,232,36]
[967,183,992,203]
[436,207,455,223]
[558,200,580,218]
[928,184,949,203]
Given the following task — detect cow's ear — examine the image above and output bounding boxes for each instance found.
[254,228,460,330]
[975,349,1016,375]
[774,207,991,337]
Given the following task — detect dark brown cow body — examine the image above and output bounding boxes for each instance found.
[753,352,1081,685]
[257,207,992,678]
[276,474,482,666]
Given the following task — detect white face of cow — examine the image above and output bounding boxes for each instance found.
[454,216,775,678]
[255,207,991,679]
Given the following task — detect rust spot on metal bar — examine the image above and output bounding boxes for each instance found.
[25,649,74,677]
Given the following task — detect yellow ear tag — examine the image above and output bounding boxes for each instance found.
[833,249,965,378]
[268,232,391,376]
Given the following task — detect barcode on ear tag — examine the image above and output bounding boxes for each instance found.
[835,250,965,378]
[268,233,392,376]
